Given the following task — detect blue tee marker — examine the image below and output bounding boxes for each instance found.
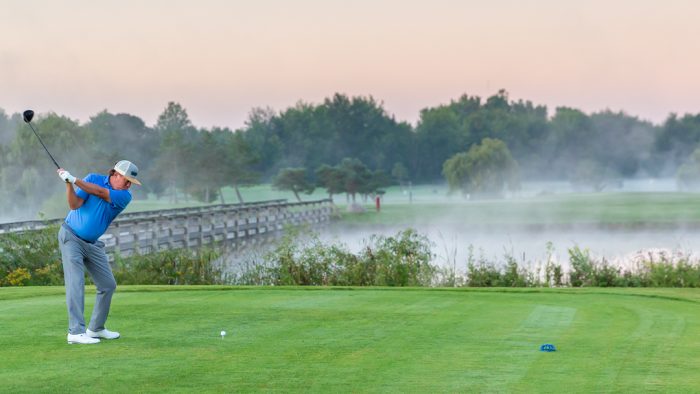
[540,344,556,352]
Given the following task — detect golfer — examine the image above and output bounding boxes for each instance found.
[57,160,141,344]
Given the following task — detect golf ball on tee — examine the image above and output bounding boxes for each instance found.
[221,330,226,337]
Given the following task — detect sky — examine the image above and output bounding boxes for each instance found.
[2,0,700,129]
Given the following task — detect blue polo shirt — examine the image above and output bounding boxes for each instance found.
[64,173,132,242]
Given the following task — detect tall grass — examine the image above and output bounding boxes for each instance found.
[0,226,223,286]
[112,248,224,285]
[0,225,63,286]
[231,229,700,287]
[3,227,700,287]
[231,228,435,287]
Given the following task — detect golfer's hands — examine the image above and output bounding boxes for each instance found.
[57,168,76,184]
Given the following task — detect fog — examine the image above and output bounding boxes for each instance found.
[3,178,699,272]
[320,178,698,269]
[322,224,699,270]
[381,178,679,204]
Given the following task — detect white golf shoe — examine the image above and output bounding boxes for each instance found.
[86,328,120,340]
[67,333,100,345]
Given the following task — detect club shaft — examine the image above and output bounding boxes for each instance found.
[27,123,60,169]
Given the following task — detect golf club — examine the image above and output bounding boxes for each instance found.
[23,109,61,169]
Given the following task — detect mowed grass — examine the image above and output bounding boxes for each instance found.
[340,192,700,227]
[120,184,700,227]
[1,286,699,392]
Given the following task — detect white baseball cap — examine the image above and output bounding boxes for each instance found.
[114,160,142,185]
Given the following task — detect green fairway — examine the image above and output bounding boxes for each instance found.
[1,287,699,392]
[121,185,700,228]
[340,192,700,227]
[33,181,695,229]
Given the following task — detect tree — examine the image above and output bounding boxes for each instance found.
[391,162,409,185]
[571,159,617,192]
[6,113,88,212]
[414,104,465,181]
[153,102,197,202]
[546,107,596,179]
[156,101,192,132]
[85,111,158,199]
[677,147,700,190]
[315,164,345,202]
[272,168,315,202]
[241,107,282,179]
[240,94,414,179]
[412,91,549,182]
[321,94,412,171]
[442,138,519,198]
[361,169,392,201]
[0,108,19,146]
[223,130,259,203]
[588,110,655,178]
[186,128,227,203]
[338,158,373,204]
[654,113,700,175]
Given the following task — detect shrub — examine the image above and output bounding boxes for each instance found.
[593,259,620,287]
[675,260,700,287]
[501,254,528,287]
[568,246,594,287]
[262,229,345,286]
[113,247,223,285]
[4,267,31,286]
[262,229,436,286]
[543,242,563,287]
[0,225,63,286]
[5,225,700,289]
[361,229,435,286]
[466,247,502,287]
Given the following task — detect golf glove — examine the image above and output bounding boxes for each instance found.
[58,169,76,184]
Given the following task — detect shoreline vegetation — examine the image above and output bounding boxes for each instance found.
[2,225,700,288]
[3,186,700,288]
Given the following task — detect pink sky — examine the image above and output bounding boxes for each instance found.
[2,0,700,129]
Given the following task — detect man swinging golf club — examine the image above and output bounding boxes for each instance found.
[58,160,141,344]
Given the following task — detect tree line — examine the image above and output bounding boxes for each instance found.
[2,90,700,218]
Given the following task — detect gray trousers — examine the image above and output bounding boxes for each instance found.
[58,225,117,335]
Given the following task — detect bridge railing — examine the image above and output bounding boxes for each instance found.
[0,199,333,256]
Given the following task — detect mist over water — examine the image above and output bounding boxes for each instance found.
[322,224,699,270]
[321,178,699,269]
[4,178,699,272]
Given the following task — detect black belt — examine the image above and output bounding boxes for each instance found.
[62,223,96,244]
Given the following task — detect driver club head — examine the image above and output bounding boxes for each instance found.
[23,110,34,123]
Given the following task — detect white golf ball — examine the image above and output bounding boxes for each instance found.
[220,330,226,337]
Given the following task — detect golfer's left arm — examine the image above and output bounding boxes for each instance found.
[63,182,84,210]
[58,168,111,204]
[74,178,111,203]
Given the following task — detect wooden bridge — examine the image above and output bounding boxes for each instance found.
[0,199,333,256]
